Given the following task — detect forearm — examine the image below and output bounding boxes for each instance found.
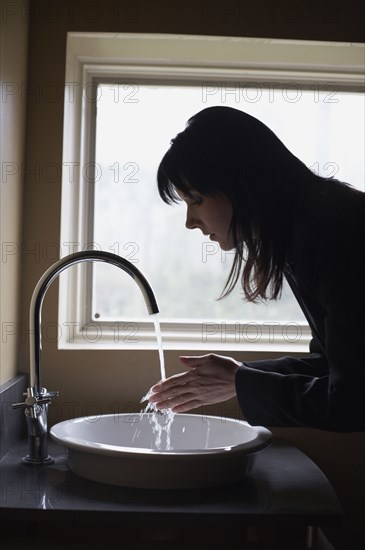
[240,352,329,377]
[235,353,364,432]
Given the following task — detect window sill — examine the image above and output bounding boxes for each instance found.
[58,319,312,354]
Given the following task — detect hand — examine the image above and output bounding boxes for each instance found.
[148,353,241,413]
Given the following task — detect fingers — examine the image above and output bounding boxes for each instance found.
[179,354,213,368]
[179,355,208,369]
[149,382,190,403]
[149,356,212,397]
[147,354,239,413]
[150,391,201,412]
[151,370,194,394]
[149,370,200,411]
[171,399,202,413]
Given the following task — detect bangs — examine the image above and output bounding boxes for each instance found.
[157,150,193,204]
[157,130,225,204]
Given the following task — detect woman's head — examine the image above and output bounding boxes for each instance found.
[157,106,316,301]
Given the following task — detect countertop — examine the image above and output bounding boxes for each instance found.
[0,438,341,520]
[0,437,341,548]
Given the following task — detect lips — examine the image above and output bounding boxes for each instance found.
[201,230,217,241]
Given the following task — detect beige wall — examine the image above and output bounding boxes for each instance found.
[0,0,29,384]
[5,0,365,547]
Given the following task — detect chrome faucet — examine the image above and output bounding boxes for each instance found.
[12,251,159,464]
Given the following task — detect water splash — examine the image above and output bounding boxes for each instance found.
[140,392,175,450]
[138,400,175,451]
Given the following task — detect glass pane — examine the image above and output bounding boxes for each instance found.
[92,84,364,321]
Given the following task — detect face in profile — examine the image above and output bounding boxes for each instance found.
[176,188,235,251]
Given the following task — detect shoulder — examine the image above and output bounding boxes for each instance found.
[290,180,365,299]
[292,179,364,253]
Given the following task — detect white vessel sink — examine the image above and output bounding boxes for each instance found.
[50,413,271,489]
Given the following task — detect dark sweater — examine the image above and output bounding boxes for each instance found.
[235,180,365,432]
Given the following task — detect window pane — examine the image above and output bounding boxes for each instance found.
[92,84,364,321]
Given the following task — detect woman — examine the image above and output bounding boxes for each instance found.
[148,106,365,432]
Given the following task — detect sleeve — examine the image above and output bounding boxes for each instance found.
[238,337,329,377]
[236,316,365,431]
[235,241,365,432]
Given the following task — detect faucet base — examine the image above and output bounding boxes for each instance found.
[21,455,54,466]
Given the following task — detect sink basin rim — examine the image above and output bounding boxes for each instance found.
[50,413,272,458]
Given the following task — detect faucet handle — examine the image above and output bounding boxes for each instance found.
[22,388,59,399]
[43,390,59,398]
[13,387,37,410]
[12,401,30,410]
[12,397,51,411]
[13,387,58,410]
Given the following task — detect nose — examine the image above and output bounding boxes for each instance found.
[185,205,199,230]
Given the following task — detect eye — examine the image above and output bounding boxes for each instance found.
[191,195,203,206]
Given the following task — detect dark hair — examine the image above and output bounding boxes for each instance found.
[157,106,325,301]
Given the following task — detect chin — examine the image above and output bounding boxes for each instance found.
[219,241,235,252]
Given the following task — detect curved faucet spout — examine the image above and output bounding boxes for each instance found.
[13,250,159,465]
[30,251,159,393]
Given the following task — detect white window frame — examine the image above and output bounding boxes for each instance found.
[59,32,364,351]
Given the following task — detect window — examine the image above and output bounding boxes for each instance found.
[59,33,364,351]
